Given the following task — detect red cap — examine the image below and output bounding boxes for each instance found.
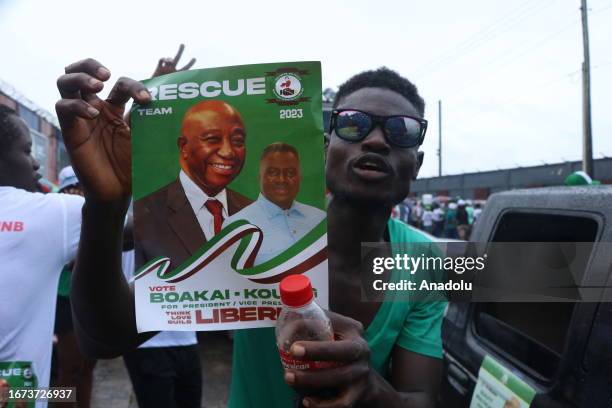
[279,275,314,307]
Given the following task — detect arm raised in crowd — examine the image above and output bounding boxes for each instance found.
[123,44,196,125]
[152,43,196,77]
[55,58,156,358]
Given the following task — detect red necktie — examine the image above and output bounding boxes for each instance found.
[204,199,224,235]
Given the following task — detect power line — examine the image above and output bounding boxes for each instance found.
[413,0,561,79]
[443,17,581,100]
[431,57,612,178]
[479,68,582,110]
[412,0,542,76]
[589,3,612,15]
[437,2,612,102]
[445,4,612,105]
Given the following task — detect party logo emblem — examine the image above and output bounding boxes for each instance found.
[265,67,312,106]
[273,73,303,101]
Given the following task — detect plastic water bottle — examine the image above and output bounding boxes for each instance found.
[276,274,335,406]
[276,274,334,368]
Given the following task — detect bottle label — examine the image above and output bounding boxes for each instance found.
[278,349,340,370]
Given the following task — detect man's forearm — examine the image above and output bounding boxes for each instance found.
[70,197,139,358]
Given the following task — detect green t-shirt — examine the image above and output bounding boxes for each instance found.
[466,206,474,225]
[229,218,447,408]
[445,209,457,228]
[57,265,71,297]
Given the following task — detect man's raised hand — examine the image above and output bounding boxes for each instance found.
[55,58,151,202]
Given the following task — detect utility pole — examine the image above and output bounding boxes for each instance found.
[581,0,594,178]
[438,100,442,177]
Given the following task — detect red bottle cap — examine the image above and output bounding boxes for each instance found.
[279,275,314,307]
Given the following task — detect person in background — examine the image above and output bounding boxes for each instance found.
[121,238,202,408]
[397,198,411,224]
[473,202,483,221]
[391,204,400,219]
[409,200,422,228]
[432,203,445,237]
[421,205,434,235]
[456,199,470,241]
[151,44,195,77]
[465,200,475,225]
[124,45,203,408]
[0,105,83,408]
[443,201,458,239]
[53,166,97,408]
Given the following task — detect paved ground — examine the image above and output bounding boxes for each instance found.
[90,332,232,408]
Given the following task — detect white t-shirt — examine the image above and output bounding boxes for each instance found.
[0,187,83,408]
[421,210,434,227]
[122,250,197,348]
[411,205,423,221]
[432,208,444,222]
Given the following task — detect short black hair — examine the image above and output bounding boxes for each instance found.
[333,67,425,116]
[260,142,300,161]
[0,105,21,153]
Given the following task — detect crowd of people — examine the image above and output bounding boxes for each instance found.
[1,45,446,408]
[393,197,484,240]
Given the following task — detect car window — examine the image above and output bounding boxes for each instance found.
[474,212,599,380]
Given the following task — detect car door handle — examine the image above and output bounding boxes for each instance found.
[448,362,470,389]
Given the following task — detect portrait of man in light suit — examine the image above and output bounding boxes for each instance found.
[224,142,326,265]
[135,100,253,269]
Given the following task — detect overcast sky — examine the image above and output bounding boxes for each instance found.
[1,0,610,178]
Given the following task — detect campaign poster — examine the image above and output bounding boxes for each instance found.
[470,356,536,408]
[130,62,327,332]
[0,361,37,408]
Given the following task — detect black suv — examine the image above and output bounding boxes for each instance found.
[439,186,612,408]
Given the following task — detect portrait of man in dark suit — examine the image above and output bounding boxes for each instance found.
[134,100,253,269]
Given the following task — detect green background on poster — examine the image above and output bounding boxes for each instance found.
[130,61,324,209]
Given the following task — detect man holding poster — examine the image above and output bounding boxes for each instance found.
[56,58,444,408]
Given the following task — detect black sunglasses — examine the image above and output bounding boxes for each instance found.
[330,109,427,148]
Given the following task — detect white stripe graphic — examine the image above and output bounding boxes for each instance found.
[136,223,326,283]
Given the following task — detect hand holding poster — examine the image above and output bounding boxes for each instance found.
[130,62,327,333]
